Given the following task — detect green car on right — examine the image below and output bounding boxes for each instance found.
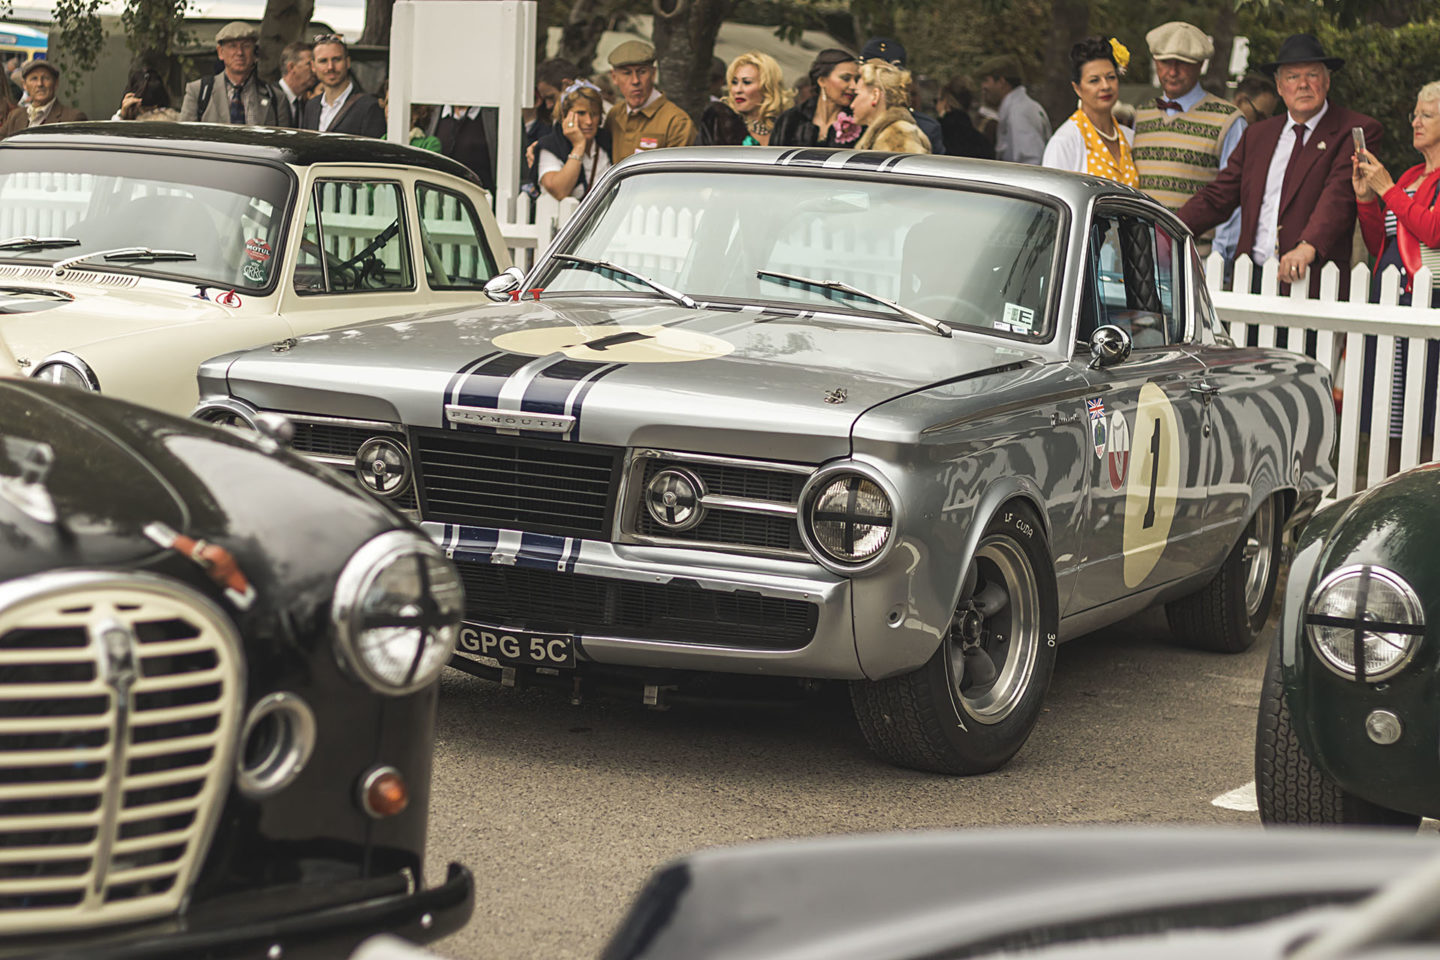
[1257,464,1439,827]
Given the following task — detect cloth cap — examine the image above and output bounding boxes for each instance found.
[215,21,258,44]
[1258,33,1344,75]
[1146,22,1213,64]
[608,40,656,69]
[976,55,1023,83]
[861,37,907,66]
[19,59,58,80]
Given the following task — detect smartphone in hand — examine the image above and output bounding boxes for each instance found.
[1352,126,1367,155]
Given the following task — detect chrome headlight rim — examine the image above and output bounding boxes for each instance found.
[644,465,706,532]
[331,530,464,696]
[797,461,900,575]
[354,435,414,499]
[191,397,260,432]
[1306,563,1425,682]
[32,351,99,391]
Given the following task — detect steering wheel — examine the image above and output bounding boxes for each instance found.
[906,294,993,330]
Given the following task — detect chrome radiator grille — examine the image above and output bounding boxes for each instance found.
[0,573,242,934]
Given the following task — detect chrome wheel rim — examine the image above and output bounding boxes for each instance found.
[948,537,1040,725]
[1242,497,1276,619]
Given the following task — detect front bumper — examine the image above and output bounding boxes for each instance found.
[426,521,867,679]
[0,863,473,960]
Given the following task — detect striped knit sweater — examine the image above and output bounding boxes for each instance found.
[1132,92,1242,214]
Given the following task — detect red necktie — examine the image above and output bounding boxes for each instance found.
[1156,98,1183,112]
[1281,123,1308,193]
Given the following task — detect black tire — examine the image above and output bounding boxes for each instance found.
[1166,493,1283,653]
[1255,639,1420,828]
[850,504,1058,775]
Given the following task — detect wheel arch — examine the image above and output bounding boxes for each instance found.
[947,478,1055,623]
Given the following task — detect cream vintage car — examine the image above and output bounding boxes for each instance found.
[0,122,509,414]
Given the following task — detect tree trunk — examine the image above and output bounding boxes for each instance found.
[1204,3,1236,92]
[652,0,731,125]
[120,0,186,88]
[1036,0,1087,127]
[560,0,616,76]
[359,0,394,46]
[258,0,315,80]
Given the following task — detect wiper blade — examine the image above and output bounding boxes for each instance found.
[757,269,951,338]
[53,247,196,274]
[0,236,80,251]
[552,253,698,309]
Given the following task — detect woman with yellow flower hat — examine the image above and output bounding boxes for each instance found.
[1042,36,1138,187]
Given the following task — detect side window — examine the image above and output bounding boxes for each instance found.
[415,182,498,289]
[293,180,413,295]
[1090,212,1179,348]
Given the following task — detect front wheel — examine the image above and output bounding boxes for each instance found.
[1166,493,1283,653]
[851,504,1058,775]
[1255,640,1419,828]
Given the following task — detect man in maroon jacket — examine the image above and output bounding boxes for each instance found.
[1178,34,1381,294]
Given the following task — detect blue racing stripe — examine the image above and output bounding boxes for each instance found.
[515,531,571,571]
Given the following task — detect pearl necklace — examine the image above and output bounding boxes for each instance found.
[1093,122,1119,142]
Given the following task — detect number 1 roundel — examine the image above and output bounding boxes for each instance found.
[1122,382,1182,588]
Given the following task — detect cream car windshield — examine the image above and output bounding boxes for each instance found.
[0,148,291,291]
[539,170,1061,340]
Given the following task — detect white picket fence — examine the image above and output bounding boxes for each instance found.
[1205,252,1439,499]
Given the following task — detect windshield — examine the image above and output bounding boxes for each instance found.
[537,170,1062,340]
[0,147,292,291]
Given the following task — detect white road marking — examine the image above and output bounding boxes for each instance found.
[1212,781,1258,812]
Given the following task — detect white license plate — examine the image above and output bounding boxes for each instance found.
[457,622,576,669]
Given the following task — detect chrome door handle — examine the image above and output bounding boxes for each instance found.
[1190,381,1221,399]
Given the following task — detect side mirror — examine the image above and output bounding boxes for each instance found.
[1088,324,1133,370]
[483,266,527,303]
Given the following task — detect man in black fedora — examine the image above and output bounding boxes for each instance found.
[1179,33,1381,295]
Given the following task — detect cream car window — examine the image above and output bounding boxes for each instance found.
[415,182,496,290]
[294,179,414,296]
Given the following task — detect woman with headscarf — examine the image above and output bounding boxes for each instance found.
[536,82,612,200]
[771,48,863,148]
[1042,36,1137,186]
[700,51,793,146]
[851,59,929,154]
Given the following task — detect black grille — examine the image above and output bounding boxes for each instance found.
[415,430,621,538]
[456,562,818,651]
[636,459,805,551]
[287,420,417,511]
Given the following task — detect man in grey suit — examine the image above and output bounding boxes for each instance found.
[298,36,385,138]
[179,22,292,127]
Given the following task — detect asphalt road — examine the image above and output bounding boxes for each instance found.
[419,605,1278,960]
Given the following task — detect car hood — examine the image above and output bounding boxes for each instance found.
[220,297,1046,461]
[0,378,188,578]
[0,274,234,364]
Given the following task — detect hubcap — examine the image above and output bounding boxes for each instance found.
[947,537,1040,724]
[1243,497,1276,619]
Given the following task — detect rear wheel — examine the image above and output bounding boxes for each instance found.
[851,505,1058,775]
[1256,640,1419,828]
[1167,493,1282,653]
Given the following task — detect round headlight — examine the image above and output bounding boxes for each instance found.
[645,467,704,531]
[1306,565,1425,681]
[332,531,465,695]
[32,353,98,391]
[801,468,895,569]
[355,436,412,499]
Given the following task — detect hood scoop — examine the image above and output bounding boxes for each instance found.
[0,264,139,288]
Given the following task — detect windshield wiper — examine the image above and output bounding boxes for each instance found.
[0,236,80,252]
[756,269,952,338]
[52,247,197,274]
[551,253,698,309]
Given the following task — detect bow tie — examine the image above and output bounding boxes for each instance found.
[1156,98,1184,112]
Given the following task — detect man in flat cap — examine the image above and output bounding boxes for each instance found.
[1179,33,1381,294]
[603,40,695,161]
[977,54,1050,164]
[180,21,292,126]
[1133,21,1245,257]
[0,60,86,138]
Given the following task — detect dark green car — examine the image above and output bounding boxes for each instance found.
[1257,464,1439,827]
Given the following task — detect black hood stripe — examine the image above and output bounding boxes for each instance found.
[520,359,610,415]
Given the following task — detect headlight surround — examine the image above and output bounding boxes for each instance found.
[332,531,465,695]
[798,463,897,572]
[32,352,99,391]
[192,398,260,432]
[1306,564,1425,682]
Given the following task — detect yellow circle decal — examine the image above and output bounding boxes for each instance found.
[492,325,734,364]
[1122,382,1182,588]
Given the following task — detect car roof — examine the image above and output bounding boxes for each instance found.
[4,121,482,186]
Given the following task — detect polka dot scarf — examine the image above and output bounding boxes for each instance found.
[1070,108,1138,187]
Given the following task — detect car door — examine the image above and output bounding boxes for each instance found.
[1068,204,1212,613]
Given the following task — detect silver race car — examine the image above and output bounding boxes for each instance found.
[193,148,1334,775]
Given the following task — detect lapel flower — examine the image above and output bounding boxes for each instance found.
[1109,37,1130,75]
[1316,140,1327,151]
[832,112,861,145]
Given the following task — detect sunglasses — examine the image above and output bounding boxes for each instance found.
[312,34,347,49]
